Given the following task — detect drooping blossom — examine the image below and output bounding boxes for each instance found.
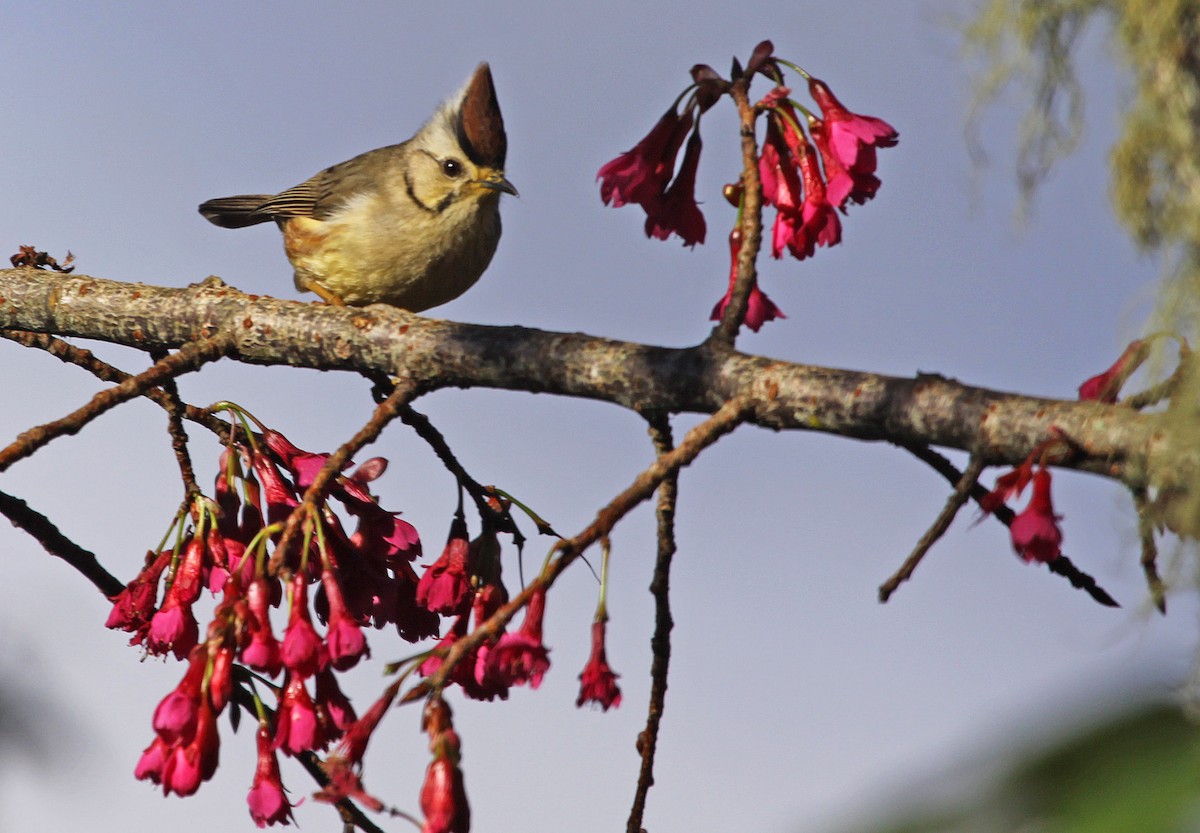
[281,575,326,678]
[168,697,221,794]
[482,588,551,689]
[782,128,841,258]
[241,575,283,677]
[806,76,898,175]
[1078,339,1150,403]
[248,724,294,828]
[576,620,622,711]
[808,114,880,208]
[710,228,785,333]
[146,588,199,660]
[106,550,171,632]
[152,647,207,744]
[420,699,470,833]
[274,673,325,756]
[979,458,1036,517]
[597,108,694,208]
[320,567,369,671]
[417,516,474,615]
[1009,468,1063,563]
[134,736,171,784]
[208,644,236,713]
[643,129,707,247]
[421,755,470,833]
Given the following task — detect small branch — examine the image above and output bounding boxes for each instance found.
[149,347,200,498]
[711,77,765,345]
[1131,486,1166,613]
[879,454,985,602]
[0,488,124,597]
[272,380,419,573]
[408,397,752,701]
[627,413,679,833]
[0,333,235,473]
[395,401,518,538]
[899,443,1120,608]
[0,330,232,439]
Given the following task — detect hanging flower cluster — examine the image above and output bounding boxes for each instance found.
[597,40,898,331]
[107,414,431,822]
[107,405,623,827]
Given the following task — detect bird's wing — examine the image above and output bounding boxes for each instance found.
[257,143,407,220]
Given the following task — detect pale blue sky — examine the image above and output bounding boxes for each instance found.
[1,3,1191,833]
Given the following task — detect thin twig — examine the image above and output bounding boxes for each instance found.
[1131,486,1166,614]
[0,330,232,439]
[271,380,419,573]
[879,455,986,602]
[149,347,199,499]
[899,443,1119,608]
[0,488,123,597]
[407,397,752,703]
[627,413,678,833]
[364,371,524,543]
[0,333,235,472]
[710,76,765,346]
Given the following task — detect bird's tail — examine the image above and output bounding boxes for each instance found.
[198,195,276,229]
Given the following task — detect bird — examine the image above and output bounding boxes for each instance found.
[198,63,516,311]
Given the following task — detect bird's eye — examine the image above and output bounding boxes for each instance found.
[442,159,463,178]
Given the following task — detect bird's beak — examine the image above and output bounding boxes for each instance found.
[476,168,518,197]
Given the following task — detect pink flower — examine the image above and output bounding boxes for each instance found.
[784,134,841,258]
[106,550,170,631]
[208,645,235,713]
[597,109,694,208]
[134,736,170,784]
[242,576,283,677]
[152,648,207,744]
[248,724,294,827]
[807,77,898,174]
[643,129,707,247]
[419,699,470,833]
[808,115,880,208]
[709,229,785,332]
[162,741,204,797]
[281,576,327,678]
[482,589,551,689]
[349,501,422,567]
[417,517,473,615]
[320,568,369,671]
[274,674,325,756]
[146,590,199,659]
[1078,339,1149,403]
[170,536,208,606]
[1010,468,1063,563]
[980,459,1035,516]
[576,621,622,711]
[251,452,300,526]
[421,756,470,833]
[263,429,342,491]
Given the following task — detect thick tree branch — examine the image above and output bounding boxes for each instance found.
[0,270,1171,490]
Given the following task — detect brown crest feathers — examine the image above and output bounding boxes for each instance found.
[456,62,507,169]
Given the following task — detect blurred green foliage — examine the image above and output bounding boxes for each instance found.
[846,701,1200,833]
